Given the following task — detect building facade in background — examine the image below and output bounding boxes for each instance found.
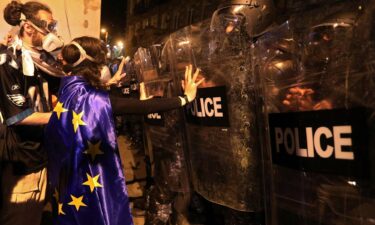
[125,0,221,55]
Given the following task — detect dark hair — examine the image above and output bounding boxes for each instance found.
[62,36,108,89]
[3,1,52,35]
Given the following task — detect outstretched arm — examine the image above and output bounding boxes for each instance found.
[17,112,52,125]
[111,65,204,115]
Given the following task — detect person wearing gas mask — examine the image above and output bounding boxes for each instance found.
[0,1,65,225]
[43,36,203,225]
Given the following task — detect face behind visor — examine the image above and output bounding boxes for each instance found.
[211,0,276,37]
[303,11,356,70]
[209,0,276,58]
[210,11,248,57]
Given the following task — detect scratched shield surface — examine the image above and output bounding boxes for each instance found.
[134,44,191,195]
[174,19,264,212]
[256,1,375,224]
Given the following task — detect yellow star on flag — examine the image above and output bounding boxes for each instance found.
[53,101,68,119]
[84,141,104,161]
[58,203,66,215]
[68,194,87,211]
[83,173,103,192]
[72,111,86,133]
[53,188,59,202]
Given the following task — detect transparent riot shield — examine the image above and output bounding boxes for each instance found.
[179,15,265,223]
[256,1,375,224]
[134,44,191,224]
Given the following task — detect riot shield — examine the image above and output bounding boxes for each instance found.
[180,16,264,217]
[134,44,191,224]
[256,1,375,224]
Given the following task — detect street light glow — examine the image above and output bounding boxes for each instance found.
[117,41,124,49]
[101,28,107,33]
[233,5,244,13]
[178,40,190,46]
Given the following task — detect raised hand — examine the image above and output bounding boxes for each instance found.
[106,56,130,86]
[182,64,205,102]
[282,87,332,111]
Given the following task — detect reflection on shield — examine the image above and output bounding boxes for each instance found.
[134,43,191,223]
[257,1,375,224]
[177,18,264,214]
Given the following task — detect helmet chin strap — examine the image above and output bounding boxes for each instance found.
[70,41,96,67]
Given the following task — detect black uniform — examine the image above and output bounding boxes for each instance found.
[0,45,60,175]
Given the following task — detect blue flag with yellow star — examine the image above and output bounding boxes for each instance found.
[45,76,133,225]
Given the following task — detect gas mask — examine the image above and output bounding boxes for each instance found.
[42,32,64,53]
[23,19,64,52]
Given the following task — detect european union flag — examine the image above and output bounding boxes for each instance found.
[45,76,133,225]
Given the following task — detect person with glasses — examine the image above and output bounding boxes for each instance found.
[0,1,65,225]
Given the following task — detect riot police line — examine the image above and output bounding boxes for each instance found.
[116,0,375,224]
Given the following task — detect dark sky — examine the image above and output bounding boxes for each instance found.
[100,0,127,43]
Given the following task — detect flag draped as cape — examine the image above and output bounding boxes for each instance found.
[45,75,133,225]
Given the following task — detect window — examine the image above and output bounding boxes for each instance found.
[128,25,134,37]
[143,18,149,28]
[179,10,188,27]
[145,0,150,8]
[188,8,194,24]
[135,22,141,32]
[151,15,158,28]
[129,0,135,15]
[161,13,170,30]
[173,12,180,30]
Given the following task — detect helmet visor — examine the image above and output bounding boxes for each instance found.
[209,6,251,58]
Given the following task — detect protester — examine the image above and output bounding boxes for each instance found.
[45,36,203,225]
[0,1,64,225]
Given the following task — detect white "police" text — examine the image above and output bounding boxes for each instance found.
[190,97,223,118]
[274,126,354,160]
